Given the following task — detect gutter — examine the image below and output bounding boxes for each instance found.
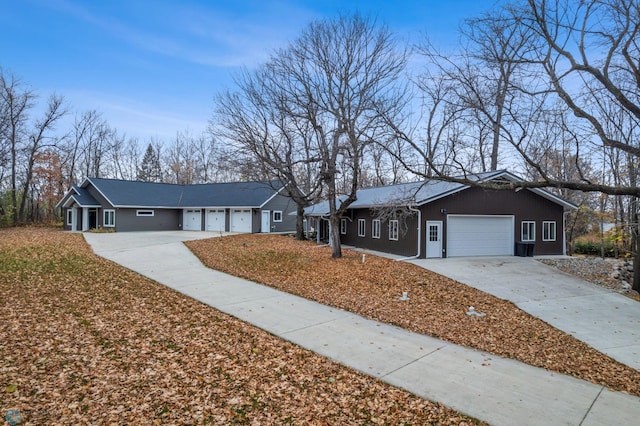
[396,204,422,261]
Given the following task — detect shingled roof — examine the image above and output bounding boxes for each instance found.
[57,178,284,209]
[87,178,283,208]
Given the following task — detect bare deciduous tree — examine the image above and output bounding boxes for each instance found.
[231,14,408,256]
[18,94,67,222]
[396,0,640,289]
[0,70,34,223]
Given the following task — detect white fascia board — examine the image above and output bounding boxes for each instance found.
[55,187,80,209]
[259,185,286,208]
[474,170,578,211]
[484,171,578,210]
[63,195,100,208]
[183,206,256,210]
[84,177,116,207]
[528,188,578,210]
[111,205,261,209]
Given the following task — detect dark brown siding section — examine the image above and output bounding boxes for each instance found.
[422,187,564,257]
[341,209,419,257]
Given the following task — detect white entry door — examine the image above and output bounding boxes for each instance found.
[426,221,443,258]
[206,209,225,232]
[261,210,271,233]
[183,209,202,231]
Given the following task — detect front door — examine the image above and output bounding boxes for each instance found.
[261,210,271,233]
[88,209,97,229]
[426,220,443,258]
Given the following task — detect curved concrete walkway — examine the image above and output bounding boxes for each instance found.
[410,257,640,371]
[84,232,640,426]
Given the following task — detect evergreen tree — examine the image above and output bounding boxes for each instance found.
[137,143,162,182]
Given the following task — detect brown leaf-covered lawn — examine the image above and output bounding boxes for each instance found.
[187,234,640,397]
[0,228,480,425]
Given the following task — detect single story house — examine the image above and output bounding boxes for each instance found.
[304,170,577,258]
[56,178,297,233]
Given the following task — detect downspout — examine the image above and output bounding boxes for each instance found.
[563,211,568,256]
[396,204,422,261]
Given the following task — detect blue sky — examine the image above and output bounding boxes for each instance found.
[1,0,497,142]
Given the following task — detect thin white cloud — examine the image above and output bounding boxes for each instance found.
[47,0,313,68]
[64,88,208,141]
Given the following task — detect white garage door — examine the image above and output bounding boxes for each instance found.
[183,209,202,231]
[230,209,252,233]
[447,215,514,257]
[206,209,226,232]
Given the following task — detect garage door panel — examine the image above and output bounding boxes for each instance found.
[447,215,513,257]
[206,209,225,232]
[183,209,202,231]
[230,209,252,233]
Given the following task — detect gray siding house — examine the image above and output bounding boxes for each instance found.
[305,170,577,258]
[56,178,297,233]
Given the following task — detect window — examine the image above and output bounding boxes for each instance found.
[372,219,381,239]
[104,209,115,227]
[273,211,283,222]
[543,221,556,241]
[358,219,366,237]
[340,218,347,235]
[521,221,535,242]
[136,209,154,217]
[389,220,399,241]
[429,224,439,242]
[66,209,73,225]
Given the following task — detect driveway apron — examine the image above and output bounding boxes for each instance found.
[84,232,640,426]
[410,257,640,372]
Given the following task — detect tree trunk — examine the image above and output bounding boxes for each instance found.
[633,245,640,293]
[329,216,342,258]
[295,204,305,240]
[10,127,18,224]
[18,151,36,223]
[633,213,640,293]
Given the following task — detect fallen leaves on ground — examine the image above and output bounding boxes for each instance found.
[187,234,640,397]
[0,228,481,425]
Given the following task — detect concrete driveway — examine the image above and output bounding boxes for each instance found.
[410,256,640,371]
[84,231,640,425]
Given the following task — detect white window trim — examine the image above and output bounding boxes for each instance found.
[372,219,380,239]
[66,209,73,225]
[389,220,399,241]
[273,210,283,222]
[543,221,557,241]
[104,209,115,228]
[521,221,535,242]
[358,219,366,237]
[136,209,155,217]
[340,218,347,235]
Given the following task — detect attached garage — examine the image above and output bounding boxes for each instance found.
[447,215,514,257]
[206,209,226,232]
[230,209,252,233]
[183,209,202,231]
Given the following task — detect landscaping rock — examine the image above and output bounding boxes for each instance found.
[539,256,636,297]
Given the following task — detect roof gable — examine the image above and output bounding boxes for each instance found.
[55,186,101,209]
